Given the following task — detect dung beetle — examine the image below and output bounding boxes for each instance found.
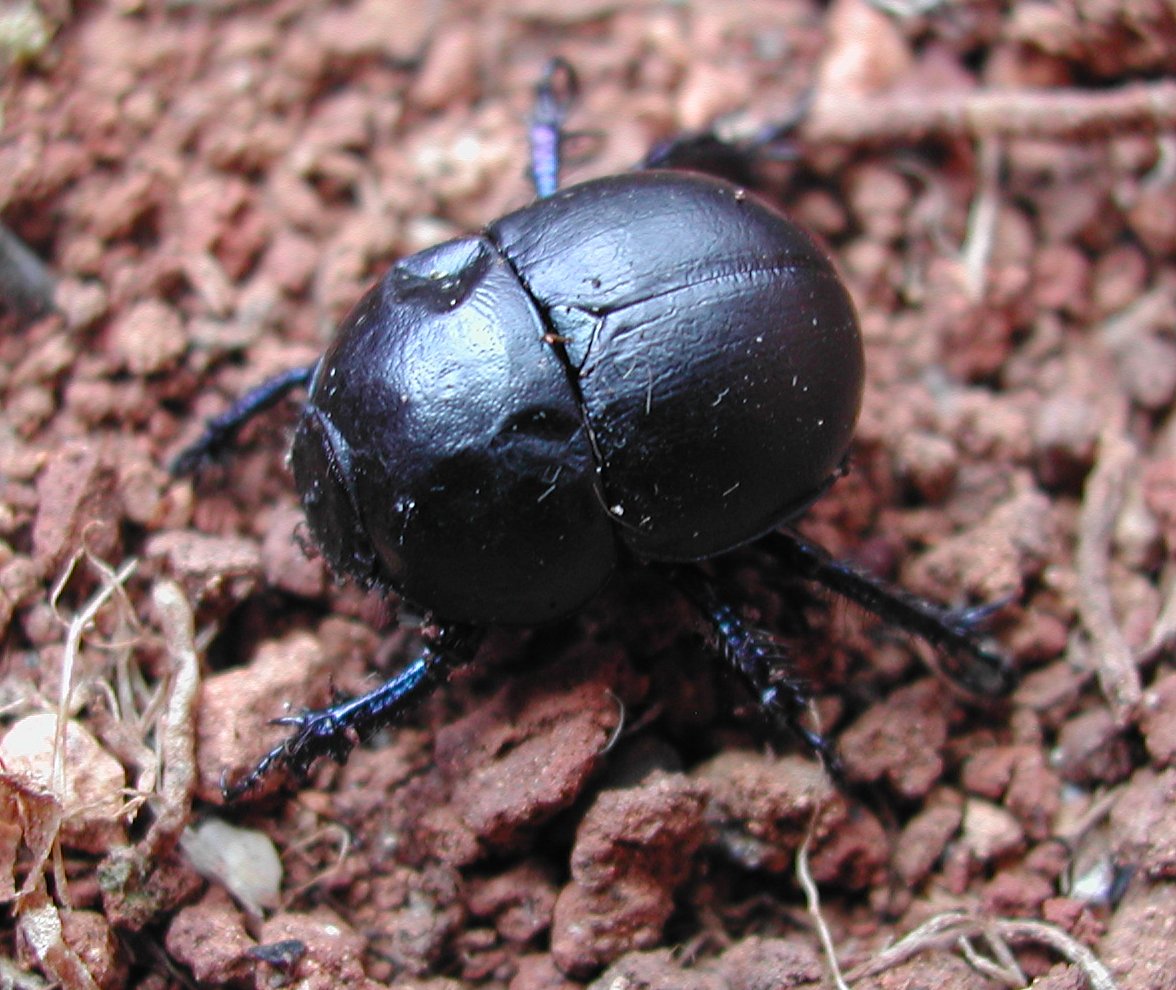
[175,60,1013,797]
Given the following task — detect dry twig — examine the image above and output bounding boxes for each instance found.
[17,888,101,990]
[143,581,200,860]
[1077,428,1143,719]
[796,799,851,990]
[958,136,1002,301]
[806,79,1176,144]
[1139,573,1176,668]
[796,840,851,990]
[48,552,138,906]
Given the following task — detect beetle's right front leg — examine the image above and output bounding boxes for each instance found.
[222,623,484,800]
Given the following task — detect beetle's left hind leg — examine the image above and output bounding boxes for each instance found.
[171,363,316,475]
[673,566,845,782]
[223,623,484,799]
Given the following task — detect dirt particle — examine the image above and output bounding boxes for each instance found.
[434,648,624,853]
[550,772,706,976]
[960,797,1025,863]
[257,907,379,990]
[164,887,256,986]
[31,440,120,573]
[839,680,949,799]
[60,909,129,990]
[1109,768,1176,879]
[1053,706,1133,786]
[107,298,187,376]
[893,791,963,886]
[0,713,126,854]
[195,631,335,801]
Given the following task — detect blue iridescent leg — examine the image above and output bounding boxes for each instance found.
[171,363,316,475]
[529,57,578,198]
[223,623,483,799]
[674,566,845,782]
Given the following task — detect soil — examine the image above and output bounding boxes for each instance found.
[1,1,1175,988]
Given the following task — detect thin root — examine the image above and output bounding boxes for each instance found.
[846,911,1120,990]
[796,805,851,990]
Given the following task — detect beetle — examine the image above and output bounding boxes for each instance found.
[175,60,1013,797]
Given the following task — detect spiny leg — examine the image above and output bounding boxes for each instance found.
[762,529,1015,697]
[171,363,317,475]
[223,623,484,799]
[672,565,845,783]
[529,57,578,199]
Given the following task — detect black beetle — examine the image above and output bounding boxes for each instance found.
[295,169,862,623]
[176,61,1012,796]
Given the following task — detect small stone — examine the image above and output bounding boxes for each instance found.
[107,298,187,375]
[164,888,255,986]
[1140,672,1176,767]
[960,798,1024,862]
[0,714,126,853]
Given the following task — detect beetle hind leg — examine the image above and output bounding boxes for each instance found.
[763,528,1016,698]
[673,566,845,783]
[222,623,483,800]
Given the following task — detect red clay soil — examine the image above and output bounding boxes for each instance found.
[2,1,1176,988]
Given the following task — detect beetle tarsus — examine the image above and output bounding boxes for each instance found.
[222,624,483,800]
[171,363,317,476]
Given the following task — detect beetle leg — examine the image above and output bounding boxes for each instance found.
[642,132,764,187]
[640,93,809,185]
[672,566,846,784]
[171,363,316,475]
[763,529,1016,697]
[529,57,578,199]
[222,623,483,800]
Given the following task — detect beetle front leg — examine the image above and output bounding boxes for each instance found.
[222,623,484,799]
[171,363,317,475]
[763,529,1016,697]
[672,566,845,783]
